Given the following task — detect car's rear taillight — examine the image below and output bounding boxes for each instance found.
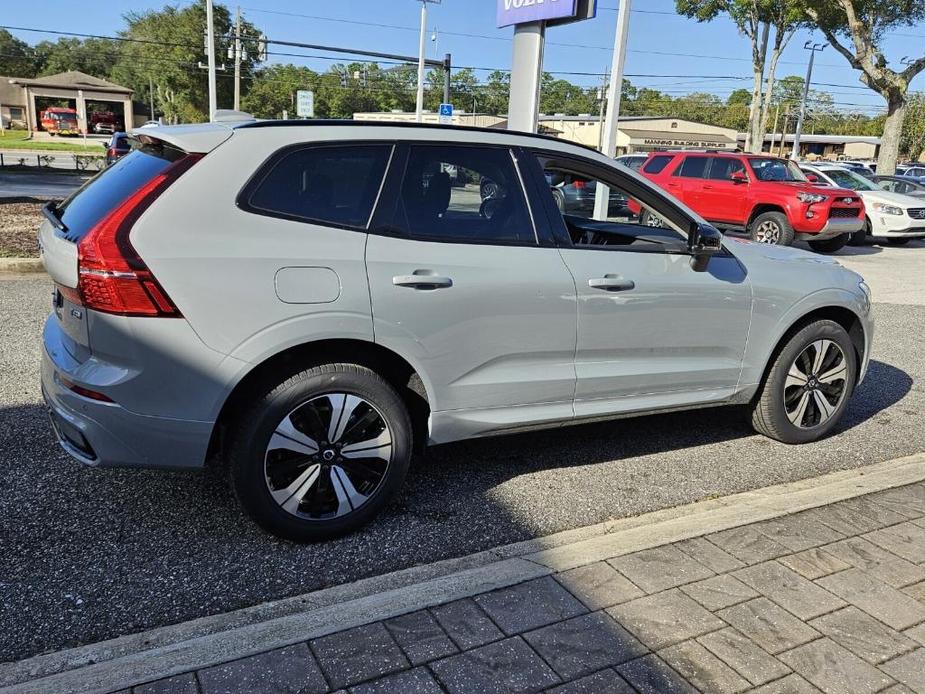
[573,180,587,189]
[76,153,202,317]
[107,147,117,158]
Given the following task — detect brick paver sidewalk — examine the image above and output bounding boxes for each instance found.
[121,483,925,694]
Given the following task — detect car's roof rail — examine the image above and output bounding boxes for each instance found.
[234,118,604,155]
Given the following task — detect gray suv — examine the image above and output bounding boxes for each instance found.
[39,119,873,541]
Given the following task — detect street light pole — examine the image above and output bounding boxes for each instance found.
[791,41,826,161]
[593,0,631,221]
[205,0,218,121]
[415,1,440,122]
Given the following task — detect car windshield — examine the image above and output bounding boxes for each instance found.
[822,167,879,191]
[748,157,807,182]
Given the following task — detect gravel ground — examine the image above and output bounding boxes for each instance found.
[1,274,923,663]
[0,200,43,257]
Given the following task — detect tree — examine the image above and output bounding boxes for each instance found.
[111,3,262,123]
[799,0,925,173]
[901,92,925,162]
[677,0,802,152]
[726,88,753,105]
[0,29,38,77]
[241,64,317,119]
[34,37,120,79]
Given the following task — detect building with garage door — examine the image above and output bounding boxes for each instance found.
[3,70,133,134]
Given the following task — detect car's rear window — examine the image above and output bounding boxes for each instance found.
[642,155,672,174]
[242,144,392,229]
[56,141,185,243]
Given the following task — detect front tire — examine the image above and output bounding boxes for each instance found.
[848,219,869,246]
[229,363,412,542]
[750,320,856,444]
[750,211,794,246]
[807,234,848,254]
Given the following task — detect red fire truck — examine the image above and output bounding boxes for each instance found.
[39,107,80,136]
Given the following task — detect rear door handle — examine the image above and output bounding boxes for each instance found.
[589,275,635,292]
[393,272,453,289]
[702,184,714,190]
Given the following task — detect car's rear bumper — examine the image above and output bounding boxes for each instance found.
[794,215,863,241]
[41,316,214,469]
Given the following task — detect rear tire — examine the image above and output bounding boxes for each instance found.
[229,363,412,542]
[807,234,848,254]
[887,238,911,246]
[848,220,869,246]
[749,211,794,246]
[639,209,665,227]
[750,320,856,444]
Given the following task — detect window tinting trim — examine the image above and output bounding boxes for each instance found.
[236,142,394,231]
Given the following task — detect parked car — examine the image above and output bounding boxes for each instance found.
[39,119,872,541]
[874,175,925,199]
[93,122,116,135]
[897,165,925,182]
[834,161,876,179]
[801,162,925,245]
[545,171,628,216]
[615,153,648,171]
[638,151,863,253]
[102,132,131,165]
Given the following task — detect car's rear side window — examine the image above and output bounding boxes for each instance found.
[56,141,184,243]
[675,156,709,178]
[390,144,535,245]
[642,155,672,174]
[243,144,391,228]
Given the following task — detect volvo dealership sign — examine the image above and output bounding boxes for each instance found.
[497,0,584,27]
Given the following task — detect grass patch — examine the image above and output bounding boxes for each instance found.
[0,130,103,152]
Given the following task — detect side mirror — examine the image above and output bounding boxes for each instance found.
[806,174,819,183]
[730,171,748,184]
[689,222,723,272]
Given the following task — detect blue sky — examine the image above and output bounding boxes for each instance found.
[6,0,924,115]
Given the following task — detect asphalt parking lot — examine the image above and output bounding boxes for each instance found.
[1,242,924,663]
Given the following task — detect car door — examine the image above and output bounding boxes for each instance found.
[671,154,712,211]
[524,150,752,419]
[365,143,578,440]
[700,156,748,223]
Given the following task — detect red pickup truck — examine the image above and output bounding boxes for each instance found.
[636,151,864,253]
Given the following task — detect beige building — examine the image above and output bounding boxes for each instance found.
[742,132,881,161]
[353,111,738,154]
[3,71,133,133]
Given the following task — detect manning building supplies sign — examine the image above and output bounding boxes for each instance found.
[497,0,577,27]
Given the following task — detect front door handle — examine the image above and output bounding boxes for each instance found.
[589,275,635,292]
[393,271,453,289]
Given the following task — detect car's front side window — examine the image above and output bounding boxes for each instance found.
[391,145,535,245]
[541,161,689,253]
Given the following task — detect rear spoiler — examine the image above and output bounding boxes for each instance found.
[127,123,235,154]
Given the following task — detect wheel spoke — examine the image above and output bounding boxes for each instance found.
[811,340,831,375]
[330,464,368,516]
[785,363,808,389]
[813,390,836,422]
[787,390,811,426]
[270,463,321,514]
[326,394,364,444]
[270,415,319,455]
[818,361,847,384]
[341,430,392,460]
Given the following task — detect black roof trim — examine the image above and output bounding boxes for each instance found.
[235,118,602,155]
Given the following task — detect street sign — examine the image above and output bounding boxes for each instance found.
[497,0,577,28]
[296,90,314,118]
[438,103,453,125]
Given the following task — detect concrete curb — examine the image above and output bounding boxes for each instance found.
[0,258,44,274]
[3,452,924,694]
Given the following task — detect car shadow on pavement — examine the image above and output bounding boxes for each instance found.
[0,358,913,665]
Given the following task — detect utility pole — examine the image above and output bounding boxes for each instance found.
[415,1,440,122]
[597,66,609,151]
[779,105,790,157]
[233,6,242,111]
[769,100,780,154]
[593,0,631,221]
[205,0,217,121]
[791,41,826,161]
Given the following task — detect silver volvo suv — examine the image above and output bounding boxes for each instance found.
[39,119,873,541]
